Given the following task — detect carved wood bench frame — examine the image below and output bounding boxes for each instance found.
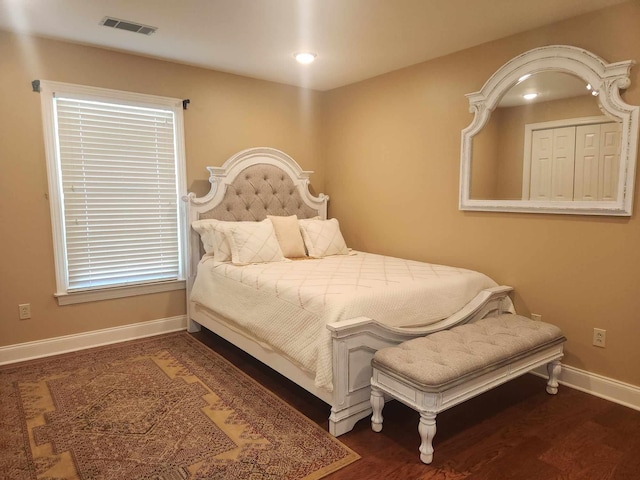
[370,337,564,464]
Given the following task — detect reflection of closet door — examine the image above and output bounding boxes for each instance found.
[529,127,576,201]
[575,122,621,201]
[599,122,621,201]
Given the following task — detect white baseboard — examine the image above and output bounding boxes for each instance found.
[0,315,187,366]
[3,322,639,414]
[532,363,640,412]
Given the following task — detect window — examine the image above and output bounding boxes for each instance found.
[39,81,187,305]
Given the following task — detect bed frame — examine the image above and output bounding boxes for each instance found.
[184,147,513,436]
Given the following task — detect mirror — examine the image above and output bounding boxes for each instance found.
[460,45,639,215]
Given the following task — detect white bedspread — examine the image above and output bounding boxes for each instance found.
[190,251,501,392]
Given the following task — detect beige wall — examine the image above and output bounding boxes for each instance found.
[0,30,323,346]
[322,2,640,387]
[2,2,640,389]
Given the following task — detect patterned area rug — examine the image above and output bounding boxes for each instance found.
[0,332,359,479]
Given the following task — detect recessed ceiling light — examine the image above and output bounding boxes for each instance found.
[294,52,317,65]
[523,93,538,100]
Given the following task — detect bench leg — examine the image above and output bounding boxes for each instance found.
[546,359,562,395]
[418,412,437,464]
[370,386,385,432]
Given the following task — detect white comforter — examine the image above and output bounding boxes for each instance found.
[190,251,500,392]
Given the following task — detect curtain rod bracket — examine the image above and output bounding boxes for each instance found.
[182,99,190,110]
[32,80,40,93]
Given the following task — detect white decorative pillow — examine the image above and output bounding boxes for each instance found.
[224,219,285,265]
[267,215,306,258]
[298,218,349,258]
[191,219,232,262]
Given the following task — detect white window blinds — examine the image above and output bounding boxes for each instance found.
[53,97,181,291]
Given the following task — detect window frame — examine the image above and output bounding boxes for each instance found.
[39,81,187,305]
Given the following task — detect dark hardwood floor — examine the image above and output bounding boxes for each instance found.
[191,329,640,480]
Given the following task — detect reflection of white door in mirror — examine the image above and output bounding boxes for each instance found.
[575,122,621,201]
[528,126,575,201]
[522,116,621,202]
[460,45,639,216]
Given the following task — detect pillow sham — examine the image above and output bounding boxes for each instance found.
[191,219,232,262]
[298,218,349,258]
[224,218,285,265]
[267,215,306,258]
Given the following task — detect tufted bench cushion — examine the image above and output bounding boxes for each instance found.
[373,314,565,391]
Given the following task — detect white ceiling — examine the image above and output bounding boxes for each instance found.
[0,0,628,91]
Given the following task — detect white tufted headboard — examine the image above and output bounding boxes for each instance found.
[183,147,328,285]
[199,162,320,221]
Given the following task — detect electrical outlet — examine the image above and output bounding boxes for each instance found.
[19,303,31,320]
[593,328,606,348]
[531,313,542,321]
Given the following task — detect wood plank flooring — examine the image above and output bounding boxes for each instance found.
[191,329,640,480]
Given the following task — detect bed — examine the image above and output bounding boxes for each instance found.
[184,147,513,436]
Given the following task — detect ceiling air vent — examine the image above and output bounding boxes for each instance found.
[100,17,157,35]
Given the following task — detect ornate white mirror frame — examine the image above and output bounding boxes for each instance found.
[460,45,639,216]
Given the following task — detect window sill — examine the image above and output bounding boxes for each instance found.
[55,280,186,305]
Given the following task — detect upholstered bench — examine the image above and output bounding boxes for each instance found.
[370,314,566,464]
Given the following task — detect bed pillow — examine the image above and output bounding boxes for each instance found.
[191,219,232,262]
[267,215,307,258]
[224,219,285,265]
[298,218,349,258]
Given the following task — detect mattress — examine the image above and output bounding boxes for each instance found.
[190,251,501,392]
